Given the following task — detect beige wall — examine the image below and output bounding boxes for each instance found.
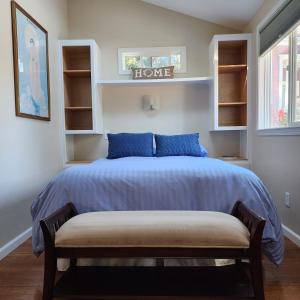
[0,0,68,247]
[245,0,300,235]
[68,0,237,80]
[68,0,239,159]
[74,85,240,160]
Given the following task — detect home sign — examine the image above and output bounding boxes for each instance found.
[132,66,174,80]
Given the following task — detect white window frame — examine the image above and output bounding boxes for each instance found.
[256,3,300,136]
[118,46,187,75]
[290,29,300,127]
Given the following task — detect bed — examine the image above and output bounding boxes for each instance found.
[31,156,284,265]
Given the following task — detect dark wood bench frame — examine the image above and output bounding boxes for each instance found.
[40,201,266,300]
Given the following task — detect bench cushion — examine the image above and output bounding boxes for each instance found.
[55,211,250,249]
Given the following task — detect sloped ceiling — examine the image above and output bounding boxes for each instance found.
[142,0,264,30]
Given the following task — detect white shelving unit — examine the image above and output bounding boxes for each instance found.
[209,33,252,163]
[98,77,212,85]
[58,35,252,168]
[58,39,103,165]
[209,34,251,132]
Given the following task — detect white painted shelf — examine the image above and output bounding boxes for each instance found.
[211,126,247,131]
[216,157,250,169]
[65,130,101,135]
[64,160,92,168]
[98,77,212,85]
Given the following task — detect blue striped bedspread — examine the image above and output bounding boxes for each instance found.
[31,157,283,264]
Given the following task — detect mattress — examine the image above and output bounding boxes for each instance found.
[31,156,283,264]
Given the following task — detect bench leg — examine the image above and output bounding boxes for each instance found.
[43,255,57,300]
[249,255,265,300]
[70,258,77,268]
[156,258,164,267]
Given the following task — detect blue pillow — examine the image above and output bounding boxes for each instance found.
[107,133,154,159]
[155,133,207,157]
[200,144,208,157]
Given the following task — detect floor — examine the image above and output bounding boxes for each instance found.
[0,238,299,300]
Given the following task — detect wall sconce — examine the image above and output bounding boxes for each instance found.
[142,95,160,111]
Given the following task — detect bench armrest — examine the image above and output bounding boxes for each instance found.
[231,201,266,251]
[40,203,78,248]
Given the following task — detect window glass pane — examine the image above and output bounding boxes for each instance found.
[269,36,290,127]
[141,56,151,68]
[151,56,169,68]
[171,54,181,71]
[119,47,186,74]
[295,25,300,122]
[124,55,140,71]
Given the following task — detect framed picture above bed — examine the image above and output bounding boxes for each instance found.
[11,1,51,121]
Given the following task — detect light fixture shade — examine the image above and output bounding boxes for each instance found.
[142,95,160,111]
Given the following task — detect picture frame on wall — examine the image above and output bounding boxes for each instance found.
[11,1,51,121]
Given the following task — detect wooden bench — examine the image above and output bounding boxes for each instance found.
[40,201,266,300]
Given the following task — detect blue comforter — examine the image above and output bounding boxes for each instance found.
[31,157,283,264]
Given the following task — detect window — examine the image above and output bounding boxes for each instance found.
[259,23,300,129]
[118,47,187,75]
[294,26,300,122]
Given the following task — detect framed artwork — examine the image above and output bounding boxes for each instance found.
[11,1,51,121]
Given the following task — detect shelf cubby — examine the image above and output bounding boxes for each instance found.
[62,44,93,132]
[217,40,248,128]
[218,105,247,127]
[218,40,247,65]
[64,75,92,108]
[63,46,91,70]
[65,110,93,131]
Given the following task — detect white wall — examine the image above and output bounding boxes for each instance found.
[0,0,68,247]
[68,0,240,159]
[245,0,300,235]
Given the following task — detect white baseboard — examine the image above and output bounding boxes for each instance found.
[0,227,32,261]
[282,224,300,247]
